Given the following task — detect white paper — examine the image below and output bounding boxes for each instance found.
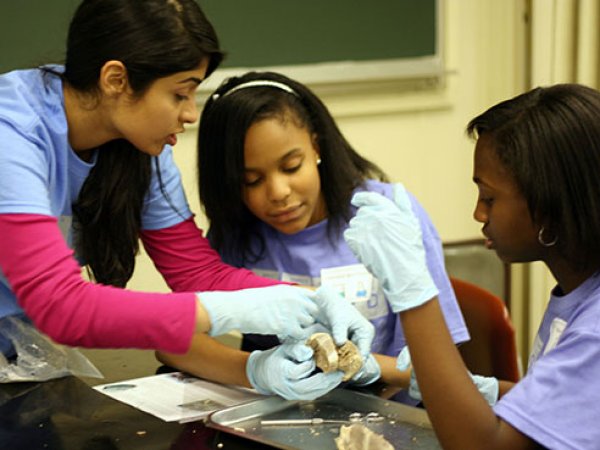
[94,372,263,423]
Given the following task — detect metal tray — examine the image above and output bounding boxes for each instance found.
[206,389,441,449]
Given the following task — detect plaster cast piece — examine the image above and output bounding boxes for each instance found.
[337,340,362,381]
[335,423,394,450]
[306,333,363,381]
[307,332,338,373]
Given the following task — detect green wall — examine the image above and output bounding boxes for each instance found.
[201,0,436,68]
[0,1,436,73]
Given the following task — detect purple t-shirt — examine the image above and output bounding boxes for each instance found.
[0,67,193,356]
[494,271,600,449]
[218,180,469,356]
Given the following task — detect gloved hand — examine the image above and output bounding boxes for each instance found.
[311,285,375,359]
[396,346,412,371]
[470,374,500,406]
[397,348,499,406]
[198,285,318,339]
[407,366,499,406]
[407,367,421,401]
[246,342,343,400]
[344,186,439,312]
[349,353,381,387]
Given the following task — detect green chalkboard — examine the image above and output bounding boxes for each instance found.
[1,1,438,77]
[0,1,80,73]
[200,0,437,68]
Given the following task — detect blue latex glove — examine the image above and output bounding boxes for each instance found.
[198,285,319,339]
[310,285,375,359]
[470,374,500,406]
[397,348,499,406]
[349,354,381,387]
[407,365,499,406]
[396,346,412,371]
[246,342,343,400]
[344,186,439,312]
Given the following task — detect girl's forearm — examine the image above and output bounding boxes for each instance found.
[374,353,410,388]
[400,298,529,450]
[156,333,251,388]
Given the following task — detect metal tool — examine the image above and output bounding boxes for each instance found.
[260,411,385,427]
[260,418,349,426]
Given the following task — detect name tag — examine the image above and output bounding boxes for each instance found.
[320,264,388,320]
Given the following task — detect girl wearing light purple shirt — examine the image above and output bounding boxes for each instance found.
[346,83,600,449]
[158,71,469,403]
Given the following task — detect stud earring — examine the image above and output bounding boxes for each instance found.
[316,158,322,165]
[538,227,558,247]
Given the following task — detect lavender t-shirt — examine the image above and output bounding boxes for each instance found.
[218,180,469,356]
[494,271,600,449]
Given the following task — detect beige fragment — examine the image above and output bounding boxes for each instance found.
[307,332,338,373]
[307,333,363,381]
[335,423,394,450]
[337,340,362,381]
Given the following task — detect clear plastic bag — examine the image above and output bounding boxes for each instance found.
[0,315,103,382]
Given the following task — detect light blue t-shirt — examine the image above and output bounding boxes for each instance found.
[217,180,469,356]
[494,272,600,449]
[0,67,192,354]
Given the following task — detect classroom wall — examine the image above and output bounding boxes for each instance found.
[129,0,529,351]
[130,1,526,287]
[128,0,600,365]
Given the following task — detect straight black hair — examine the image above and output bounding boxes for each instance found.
[56,0,223,287]
[197,71,387,264]
[467,83,600,270]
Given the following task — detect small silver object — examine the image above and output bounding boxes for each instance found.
[260,418,348,426]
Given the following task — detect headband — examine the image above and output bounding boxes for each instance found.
[211,79,299,101]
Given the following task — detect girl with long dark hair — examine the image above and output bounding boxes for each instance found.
[0,1,373,396]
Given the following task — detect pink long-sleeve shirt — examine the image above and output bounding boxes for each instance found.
[0,214,278,354]
[0,68,280,355]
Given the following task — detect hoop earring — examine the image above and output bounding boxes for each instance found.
[538,227,558,247]
[316,158,322,166]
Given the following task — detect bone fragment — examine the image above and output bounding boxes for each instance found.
[307,332,338,373]
[307,333,363,380]
[335,423,394,450]
[337,340,362,381]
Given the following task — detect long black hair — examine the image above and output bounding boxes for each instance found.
[467,83,600,270]
[56,0,223,287]
[197,71,387,264]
